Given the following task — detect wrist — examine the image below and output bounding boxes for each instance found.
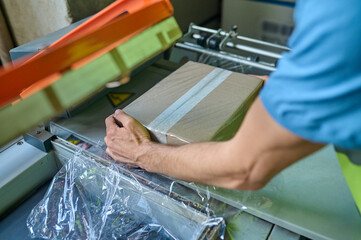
[135,140,156,171]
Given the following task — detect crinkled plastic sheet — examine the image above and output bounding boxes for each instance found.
[27,139,226,240]
[198,53,271,76]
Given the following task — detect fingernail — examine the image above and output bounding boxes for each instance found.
[115,109,121,115]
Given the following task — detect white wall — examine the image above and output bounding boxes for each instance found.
[1,0,113,45]
[222,0,294,45]
[0,7,13,63]
[171,0,220,32]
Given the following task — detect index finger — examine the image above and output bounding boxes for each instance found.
[105,115,115,127]
[105,115,118,135]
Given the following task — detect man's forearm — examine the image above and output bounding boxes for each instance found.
[137,140,252,189]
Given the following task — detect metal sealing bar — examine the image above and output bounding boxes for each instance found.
[175,42,276,72]
[226,42,283,59]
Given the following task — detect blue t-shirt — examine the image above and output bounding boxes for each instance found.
[260,0,361,149]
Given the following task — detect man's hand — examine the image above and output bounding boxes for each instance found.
[104,109,151,166]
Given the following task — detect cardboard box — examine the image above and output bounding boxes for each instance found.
[124,61,263,145]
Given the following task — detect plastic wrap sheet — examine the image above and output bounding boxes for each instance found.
[27,139,226,240]
[198,53,271,76]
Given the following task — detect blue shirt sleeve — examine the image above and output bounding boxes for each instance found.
[260,0,361,149]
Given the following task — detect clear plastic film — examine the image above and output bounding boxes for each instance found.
[198,53,271,76]
[27,138,226,240]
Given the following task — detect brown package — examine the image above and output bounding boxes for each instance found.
[124,61,263,145]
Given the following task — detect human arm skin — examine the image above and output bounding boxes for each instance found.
[249,75,269,82]
[104,97,324,191]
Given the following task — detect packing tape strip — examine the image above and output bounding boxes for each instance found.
[148,67,232,143]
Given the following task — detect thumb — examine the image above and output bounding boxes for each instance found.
[114,109,136,128]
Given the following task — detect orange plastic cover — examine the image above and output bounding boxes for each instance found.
[0,0,173,108]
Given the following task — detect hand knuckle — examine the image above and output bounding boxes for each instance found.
[126,117,136,126]
[122,118,130,125]
[106,148,111,155]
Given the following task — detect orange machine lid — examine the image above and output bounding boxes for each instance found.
[0,0,173,108]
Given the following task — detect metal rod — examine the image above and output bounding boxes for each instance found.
[227,42,283,59]
[191,24,290,51]
[175,43,276,72]
[192,33,282,59]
